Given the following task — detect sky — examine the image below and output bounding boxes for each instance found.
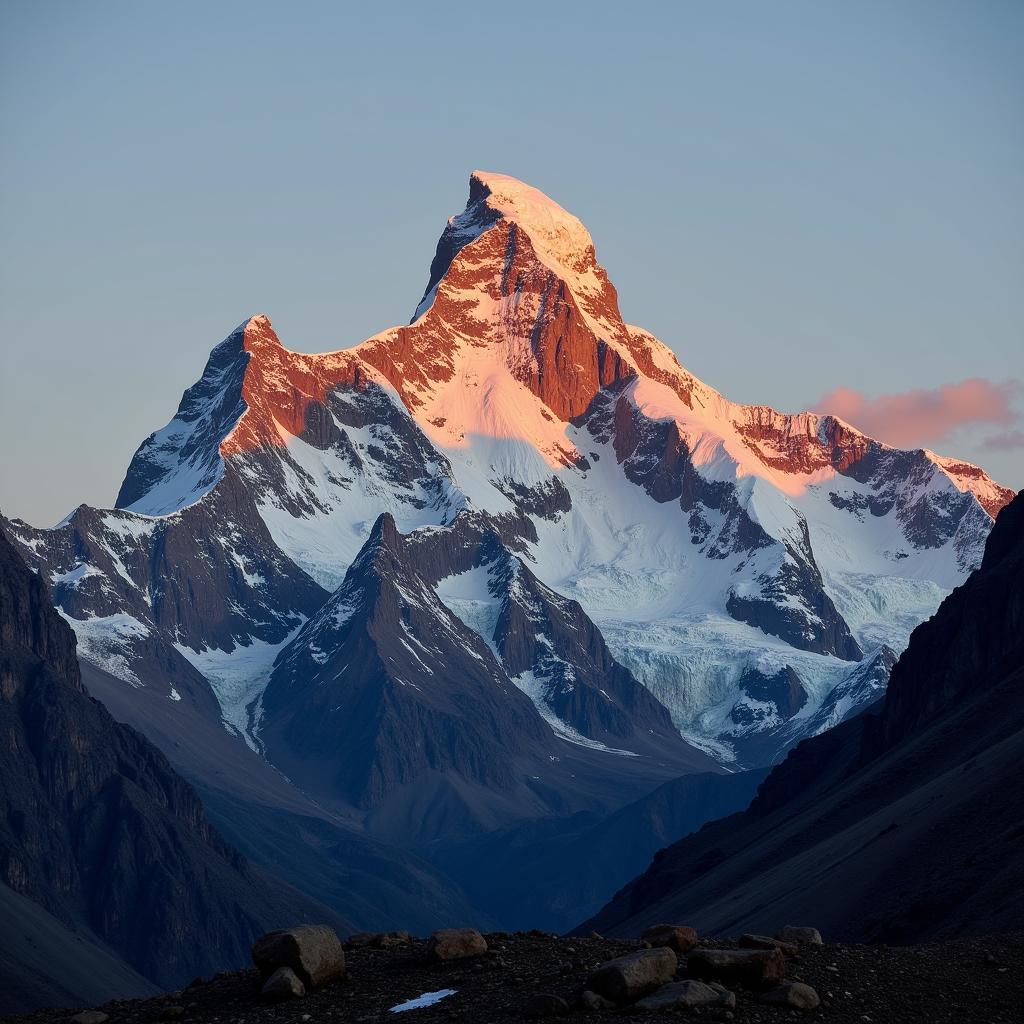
[1,0,1021,526]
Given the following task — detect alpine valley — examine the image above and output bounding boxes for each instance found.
[1,172,1016,991]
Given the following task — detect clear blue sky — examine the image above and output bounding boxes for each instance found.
[2,0,1021,526]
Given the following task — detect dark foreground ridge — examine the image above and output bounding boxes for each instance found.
[580,491,1024,943]
[6,930,1022,1024]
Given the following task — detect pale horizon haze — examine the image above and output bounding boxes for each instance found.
[1,0,1022,526]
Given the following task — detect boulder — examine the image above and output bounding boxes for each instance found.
[427,927,488,961]
[261,966,306,1001]
[252,924,346,988]
[524,992,570,1017]
[759,981,821,1010]
[641,924,699,954]
[345,932,376,948]
[739,933,799,956]
[579,989,616,1010]
[70,1013,108,1024]
[686,947,785,989]
[635,979,736,1010]
[587,947,678,1003]
[774,925,823,946]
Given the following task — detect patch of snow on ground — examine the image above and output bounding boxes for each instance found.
[389,989,457,1014]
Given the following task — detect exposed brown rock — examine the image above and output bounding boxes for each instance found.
[635,979,736,1010]
[578,989,615,1010]
[641,924,698,954]
[251,926,345,988]
[427,928,488,962]
[759,980,821,1009]
[686,947,786,989]
[586,947,677,1003]
[260,967,305,1001]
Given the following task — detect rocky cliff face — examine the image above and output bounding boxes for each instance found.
[261,513,715,831]
[580,491,1024,944]
[871,491,1024,749]
[261,513,554,812]
[0,525,339,1006]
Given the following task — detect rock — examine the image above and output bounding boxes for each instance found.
[252,924,346,988]
[641,924,699,954]
[774,925,823,946]
[160,1008,185,1021]
[427,927,488,961]
[524,992,570,1017]
[759,981,821,1010]
[686,947,786,989]
[587,947,678,1003]
[70,1013,108,1024]
[738,933,799,956]
[579,989,616,1010]
[261,967,306,1001]
[345,932,377,948]
[635,979,737,1010]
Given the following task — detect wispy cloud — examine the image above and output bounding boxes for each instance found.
[981,428,1024,452]
[812,378,1021,449]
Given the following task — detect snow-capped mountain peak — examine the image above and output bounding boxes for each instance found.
[467,170,602,281]
[411,170,617,326]
[10,170,1016,780]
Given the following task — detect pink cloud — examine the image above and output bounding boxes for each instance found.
[812,378,1021,449]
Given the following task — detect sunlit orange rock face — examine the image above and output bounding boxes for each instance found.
[358,220,635,422]
[212,171,1014,526]
[220,316,365,456]
[734,409,873,476]
[934,460,1013,518]
[223,217,639,448]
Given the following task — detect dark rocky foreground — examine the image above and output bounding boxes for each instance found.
[6,931,1021,1024]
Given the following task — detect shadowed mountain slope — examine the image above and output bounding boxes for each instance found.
[0,524,343,1012]
[580,491,1024,943]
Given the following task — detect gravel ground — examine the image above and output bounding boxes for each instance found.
[6,932,1022,1024]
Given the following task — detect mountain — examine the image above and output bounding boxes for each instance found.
[1,171,1014,936]
[579,490,1024,943]
[6,171,1010,778]
[0,524,342,1012]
